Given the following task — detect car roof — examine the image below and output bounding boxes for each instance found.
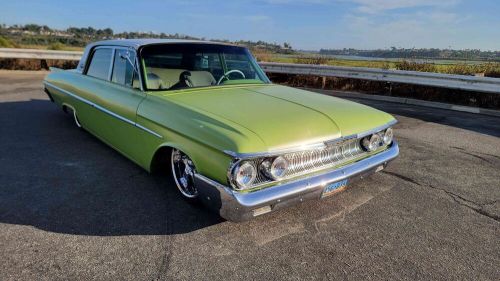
[89,38,239,49]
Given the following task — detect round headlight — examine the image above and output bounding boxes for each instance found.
[234,162,257,189]
[383,128,393,145]
[270,156,289,179]
[361,133,381,152]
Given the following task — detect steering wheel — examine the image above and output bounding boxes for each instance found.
[217,69,246,85]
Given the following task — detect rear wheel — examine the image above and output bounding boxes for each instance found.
[72,110,82,128]
[171,149,199,202]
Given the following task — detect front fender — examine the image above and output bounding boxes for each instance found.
[151,138,233,185]
[137,94,265,184]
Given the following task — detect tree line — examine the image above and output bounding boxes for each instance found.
[319,47,500,62]
[0,23,293,53]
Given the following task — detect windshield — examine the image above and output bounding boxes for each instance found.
[140,43,270,91]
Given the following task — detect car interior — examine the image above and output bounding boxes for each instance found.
[142,52,222,90]
[146,68,216,89]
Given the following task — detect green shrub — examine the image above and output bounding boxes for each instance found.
[294,56,329,65]
[253,50,272,62]
[395,60,437,72]
[481,63,500,78]
[442,63,500,77]
[0,36,18,48]
[47,42,66,50]
[443,64,476,75]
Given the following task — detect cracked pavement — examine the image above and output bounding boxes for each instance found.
[0,71,499,280]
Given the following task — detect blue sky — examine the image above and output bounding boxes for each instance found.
[1,0,499,50]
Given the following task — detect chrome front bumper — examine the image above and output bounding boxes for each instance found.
[195,141,399,222]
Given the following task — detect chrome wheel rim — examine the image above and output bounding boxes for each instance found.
[171,149,198,198]
[73,110,82,128]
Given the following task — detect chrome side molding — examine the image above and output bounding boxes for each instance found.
[44,81,163,139]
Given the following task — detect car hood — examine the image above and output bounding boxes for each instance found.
[160,84,395,152]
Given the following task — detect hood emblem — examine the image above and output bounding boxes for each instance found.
[324,134,357,148]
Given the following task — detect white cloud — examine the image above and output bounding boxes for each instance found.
[348,0,459,14]
[262,0,330,4]
[317,0,476,49]
[341,9,471,49]
[425,11,460,24]
[262,0,459,12]
[244,15,272,22]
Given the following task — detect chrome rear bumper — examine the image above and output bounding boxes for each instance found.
[195,141,399,222]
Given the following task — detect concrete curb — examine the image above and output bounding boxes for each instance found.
[306,88,500,118]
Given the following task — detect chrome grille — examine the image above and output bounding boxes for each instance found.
[283,138,363,177]
[248,138,368,187]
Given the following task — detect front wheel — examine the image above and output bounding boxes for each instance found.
[171,149,199,202]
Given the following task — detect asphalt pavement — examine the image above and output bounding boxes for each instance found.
[0,70,499,280]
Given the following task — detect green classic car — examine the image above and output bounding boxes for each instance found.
[43,39,399,221]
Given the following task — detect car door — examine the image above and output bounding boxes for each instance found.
[78,46,146,162]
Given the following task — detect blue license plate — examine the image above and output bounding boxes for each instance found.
[321,179,348,198]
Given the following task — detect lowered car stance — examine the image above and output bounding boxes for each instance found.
[43,39,399,221]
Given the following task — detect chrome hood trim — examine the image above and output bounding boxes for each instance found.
[224,119,397,159]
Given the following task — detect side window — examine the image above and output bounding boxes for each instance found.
[86,48,113,80]
[111,49,137,88]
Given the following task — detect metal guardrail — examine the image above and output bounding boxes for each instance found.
[1,48,499,94]
[259,62,500,94]
[0,48,82,61]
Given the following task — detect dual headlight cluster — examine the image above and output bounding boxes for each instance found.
[231,156,289,190]
[361,127,393,152]
[231,127,394,191]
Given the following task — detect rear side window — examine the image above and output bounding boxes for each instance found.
[86,48,112,80]
[111,49,136,87]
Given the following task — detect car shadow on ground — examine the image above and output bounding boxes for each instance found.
[0,99,223,236]
[1,96,498,237]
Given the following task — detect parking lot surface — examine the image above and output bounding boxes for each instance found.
[0,70,499,280]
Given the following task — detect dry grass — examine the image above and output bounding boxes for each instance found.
[294,56,329,65]
[15,44,84,51]
[394,61,437,72]
[265,54,500,78]
[441,63,500,77]
[47,42,66,50]
[0,36,19,48]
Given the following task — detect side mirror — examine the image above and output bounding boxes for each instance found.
[119,50,131,60]
[119,50,142,90]
[120,50,139,74]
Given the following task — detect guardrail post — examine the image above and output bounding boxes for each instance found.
[40,59,49,70]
